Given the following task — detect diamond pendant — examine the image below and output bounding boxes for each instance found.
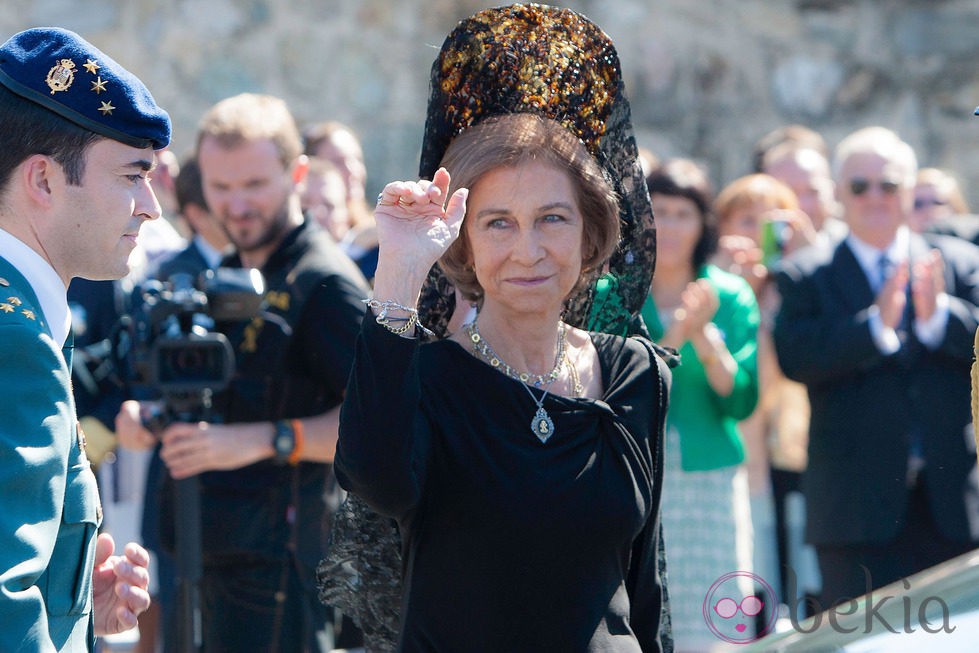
[531,406,555,443]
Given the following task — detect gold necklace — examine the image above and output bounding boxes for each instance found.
[466,316,566,387]
[467,314,566,442]
[566,348,583,397]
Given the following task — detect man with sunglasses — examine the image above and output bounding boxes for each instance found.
[772,126,979,609]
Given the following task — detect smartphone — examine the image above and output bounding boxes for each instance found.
[761,218,790,266]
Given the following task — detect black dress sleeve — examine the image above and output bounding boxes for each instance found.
[626,342,671,653]
[334,312,430,521]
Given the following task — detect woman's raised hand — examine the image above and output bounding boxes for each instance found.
[374,167,468,281]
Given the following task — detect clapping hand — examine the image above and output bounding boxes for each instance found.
[875,251,944,332]
[875,261,909,330]
[663,278,720,348]
[676,279,720,336]
[911,249,946,322]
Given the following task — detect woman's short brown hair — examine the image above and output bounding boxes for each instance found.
[438,113,620,302]
[714,173,799,224]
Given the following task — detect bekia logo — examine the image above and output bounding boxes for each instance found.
[703,567,956,645]
[703,571,777,644]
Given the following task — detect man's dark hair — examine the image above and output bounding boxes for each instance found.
[0,84,100,197]
[174,156,208,214]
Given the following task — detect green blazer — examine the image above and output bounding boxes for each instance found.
[642,264,759,471]
[0,256,100,652]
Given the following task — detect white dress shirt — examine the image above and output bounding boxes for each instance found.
[193,234,225,270]
[846,226,948,353]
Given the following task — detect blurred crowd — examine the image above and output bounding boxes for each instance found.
[643,124,979,650]
[73,100,979,653]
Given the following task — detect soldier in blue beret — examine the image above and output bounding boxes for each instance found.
[0,27,170,652]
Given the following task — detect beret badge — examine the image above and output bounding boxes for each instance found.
[45,57,75,94]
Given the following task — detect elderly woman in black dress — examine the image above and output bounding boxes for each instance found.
[335,109,669,652]
[321,5,672,651]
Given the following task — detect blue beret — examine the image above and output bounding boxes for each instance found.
[0,27,170,149]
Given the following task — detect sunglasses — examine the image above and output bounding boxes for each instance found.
[714,596,765,619]
[913,197,948,210]
[848,178,901,196]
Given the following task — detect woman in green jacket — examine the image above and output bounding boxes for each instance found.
[643,159,760,651]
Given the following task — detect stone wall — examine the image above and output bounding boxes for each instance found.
[4,0,979,207]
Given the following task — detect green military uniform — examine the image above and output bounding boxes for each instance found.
[0,24,169,652]
[0,256,103,652]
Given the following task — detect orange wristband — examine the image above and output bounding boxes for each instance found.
[288,419,304,465]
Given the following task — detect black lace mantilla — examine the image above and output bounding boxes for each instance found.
[317,493,402,651]
[415,2,656,338]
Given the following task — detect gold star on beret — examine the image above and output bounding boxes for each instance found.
[22,309,35,320]
[98,100,115,115]
[83,58,99,74]
[91,76,107,94]
[7,296,21,306]
[0,303,13,313]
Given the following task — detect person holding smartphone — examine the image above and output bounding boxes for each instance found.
[773,126,979,608]
[713,173,822,615]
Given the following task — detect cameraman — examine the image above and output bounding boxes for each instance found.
[117,93,370,652]
[125,154,231,653]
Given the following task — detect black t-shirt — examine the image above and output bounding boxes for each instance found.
[199,221,369,568]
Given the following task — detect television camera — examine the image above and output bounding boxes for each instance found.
[114,267,265,422]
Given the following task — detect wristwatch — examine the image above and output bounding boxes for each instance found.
[272,419,295,464]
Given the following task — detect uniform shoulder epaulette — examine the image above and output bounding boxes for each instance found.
[0,277,46,332]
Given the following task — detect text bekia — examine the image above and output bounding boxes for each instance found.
[784,567,955,635]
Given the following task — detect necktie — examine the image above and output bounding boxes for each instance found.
[876,253,893,292]
[876,253,924,482]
